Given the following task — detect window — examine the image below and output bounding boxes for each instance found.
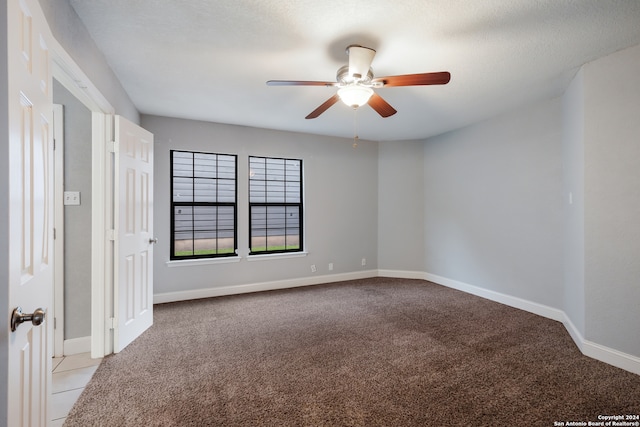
[171,150,237,259]
[249,156,303,255]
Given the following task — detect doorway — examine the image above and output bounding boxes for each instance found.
[49,42,153,360]
[53,79,93,357]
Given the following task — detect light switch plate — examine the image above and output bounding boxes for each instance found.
[63,191,81,206]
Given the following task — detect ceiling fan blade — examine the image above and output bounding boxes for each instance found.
[305,94,341,119]
[372,71,451,87]
[368,92,397,118]
[267,80,337,87]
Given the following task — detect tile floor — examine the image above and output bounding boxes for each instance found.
[51,352,102,426]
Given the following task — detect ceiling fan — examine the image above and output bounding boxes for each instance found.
[266,45,451,119]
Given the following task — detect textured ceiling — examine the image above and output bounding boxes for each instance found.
[69,0,640,141]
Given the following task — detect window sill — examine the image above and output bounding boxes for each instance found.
[246,251,308,261]
[166,256,241,268]
[165,251,308,267]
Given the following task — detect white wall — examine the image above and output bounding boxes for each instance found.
[421,98,564,308]
[378,140,425,272]
[141,115,379,299]
[562,68,586,336]
[409,44,640,365]
[583,43,640,357]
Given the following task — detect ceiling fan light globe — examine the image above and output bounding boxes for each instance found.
[338,86,374,108]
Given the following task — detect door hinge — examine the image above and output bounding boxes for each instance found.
[108,140,119,153]
[53,228,56,240]
[107,229,116,241]
[54,317,57,330]
[109,317,116,330]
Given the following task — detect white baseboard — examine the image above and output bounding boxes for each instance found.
[378,269,427,280]
[582,341,640,376]
[423,271,566,322]
[63,336,92,355]
[560,312,585,353]
[153,269,378,304]
[562,314,640,375]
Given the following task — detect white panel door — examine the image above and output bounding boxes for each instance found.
[6,0,54,425]
[114,116,154,352]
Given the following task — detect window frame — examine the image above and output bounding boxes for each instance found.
[248,156,303,256]
[170,150,238,260]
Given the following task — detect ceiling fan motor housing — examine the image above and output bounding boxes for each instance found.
[337,65,373,85]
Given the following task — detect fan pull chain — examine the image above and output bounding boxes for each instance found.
[353,108,359,149]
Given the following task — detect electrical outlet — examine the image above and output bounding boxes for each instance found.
[328,263,333,271]
[361,258,367,266]
[310,264,317,273]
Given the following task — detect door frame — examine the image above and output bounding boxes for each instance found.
[50,39,114,358]
[53,103,64,358]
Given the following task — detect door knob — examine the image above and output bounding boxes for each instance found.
[149,237,158,244]
[11,307,45,332]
